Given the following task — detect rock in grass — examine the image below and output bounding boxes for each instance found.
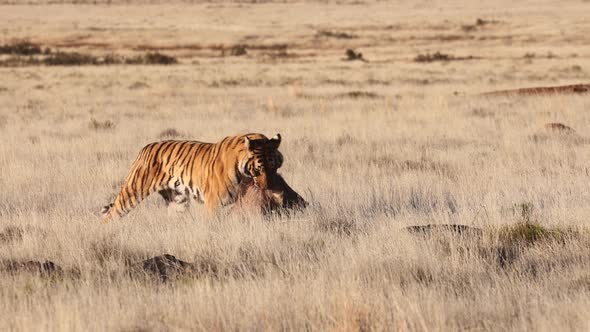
[1,259,63,277]
[131,254,194,282]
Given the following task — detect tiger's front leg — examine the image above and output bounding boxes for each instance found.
[203,193,224,216]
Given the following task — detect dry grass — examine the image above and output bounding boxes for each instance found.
[1,1,590,331]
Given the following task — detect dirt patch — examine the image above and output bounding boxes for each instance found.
[414,51,476,63]
[335,91,382,99]
[544,123,575,134]
[316,30,357,39]
[528,123,580,143]
[0,42,177,67]
[482,84,590,96]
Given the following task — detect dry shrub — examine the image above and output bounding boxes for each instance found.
[414,51,476,62]
[405,224,483,237]
[569,275,590,292]
[158,128,186,139]
[125,52,178,65]
[336,91,381,99]
[317,217,356,237]
[0,43,178,67]
[344,49,367,62]
[90,238,146,267]
[461,18,500,32]
[95,151,127,162]
[483,84,590,96]
[315,209,357,237]
[367,157,456,180]
[129,254,195,282]
[89,118,116,130]
[44,51,99,65]
[143,52,178,65]
[0,226,23,244]
[414,51,451,62]
[0,260,64,278]
[262,47,292,59]
[128,81,149,90]
[316,30,357,39]
[470,107,494,118]
[498,222,571,246]
[335,133,355,146]
[231,45,247,56]
[0,41,43,55]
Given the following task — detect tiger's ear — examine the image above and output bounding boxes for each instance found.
[244,137,253,150]
[267,134,281,149]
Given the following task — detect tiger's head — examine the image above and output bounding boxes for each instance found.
[241,133,283,190]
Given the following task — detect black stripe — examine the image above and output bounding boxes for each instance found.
[164,141,183,166]
[151,141,171,167]
[146,165,161,193]
[179,143,197,182]
[125,184,137,207]
[243,156,254,176]
[160,141,177,164]
[174,142,193,168]
[188,144,207,189]
[207,142,224,176]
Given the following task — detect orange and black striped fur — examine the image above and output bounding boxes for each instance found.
[101,133,283,221]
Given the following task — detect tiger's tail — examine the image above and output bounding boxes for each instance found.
[100,203,115,221]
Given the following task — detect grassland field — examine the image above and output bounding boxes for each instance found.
[1,1,590,331]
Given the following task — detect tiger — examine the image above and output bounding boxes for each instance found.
[101,133,283,221]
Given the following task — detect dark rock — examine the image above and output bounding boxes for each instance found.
[133,254,194,282]
[1,259,64,277]
[344,49,367,62]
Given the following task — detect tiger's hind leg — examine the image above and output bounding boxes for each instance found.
[102,164,170,222]
[102,180,157,222]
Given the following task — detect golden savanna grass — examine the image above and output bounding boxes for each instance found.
[1,1,590,331]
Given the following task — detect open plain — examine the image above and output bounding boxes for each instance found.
[1,1,590,331]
